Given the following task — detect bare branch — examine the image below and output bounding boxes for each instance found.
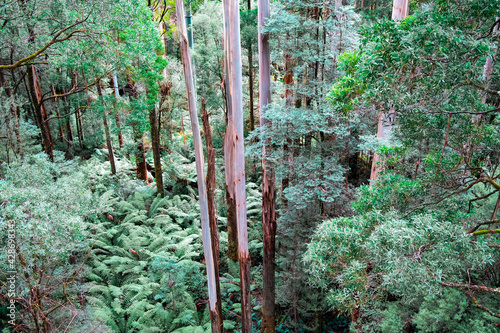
[478,18,500,40]
[471,228,500,236]
[44,106,86,123]
[465,291,500,318]
[467,219,500,233]
[441,282,500,294]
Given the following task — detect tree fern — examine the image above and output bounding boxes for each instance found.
[86,178,211,332]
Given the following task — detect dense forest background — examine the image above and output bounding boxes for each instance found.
[0,0,499,332]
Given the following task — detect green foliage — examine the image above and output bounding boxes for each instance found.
[86,181,210,332]
[412,289,498,333]
[314,3,500,329]
[305,209,499,331]
[0,153,102,330]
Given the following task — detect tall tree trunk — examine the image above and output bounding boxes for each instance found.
[60,88,74,159]
[53,85,73,158]
[74,71,84,152]
[96,80,117,175]
[282,45,294,207]
[51,85,65,142]
[247,0,255,132]
[134,128,148,181]
[248,45,255,133]
[391,0,409,20]
[149,104,164,196]
[175,1,222,331]
[123,74,148,181]
[112,73,124,148]
[81,69,91,142]
[223,0,252,330]
[201,97,224,331]
[28,65,53,160]
[76,107,84,141]
[258,0,276,329]
[0,68,24,160]
[475,17,500,122]
[284,53,294,107]
[160,20,174,144]
[370,0,409,181]
[75,107,84,155]
[161,21,170,81]
[223,0,239,262]
[61,89,74,141]
[329,0,343,69]
[481,17,499,100]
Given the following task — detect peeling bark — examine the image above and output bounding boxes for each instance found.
[222,0,252,329]
[176,1,222,331]
[223,0,239,262]
[28,65,53,160]
[201,98,224,331]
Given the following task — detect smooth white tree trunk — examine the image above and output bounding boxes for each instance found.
[175,1,221,331]
[222,0,252,330]
[391,0,409,20]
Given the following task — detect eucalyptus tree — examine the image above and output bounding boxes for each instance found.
[175,0,223,330]
[257,0,277,330]
[222,0,253,330]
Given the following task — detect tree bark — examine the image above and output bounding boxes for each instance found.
[201,97,224,331]
[80,69,91,142]
[0,68,24,160]
[60,88,74,159]
[248,45,255,133]
[258,0,276,330]
[53,84,74,158]
[175,1,222,331]
[248,0,255,133]
[112,73,124,148]
[149,103,164,196]
[282,42,294,207]
[134,128,148,181]
[28,65,53,160]
[75,106,84,155]
[61,89,74,142]
[473,17,500,123]
[391,0,409,20]
[223,0,239,262]
[51,85,65,142]
[161,21,170,81]
[223,0,252,330]
[96,80,117,175]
